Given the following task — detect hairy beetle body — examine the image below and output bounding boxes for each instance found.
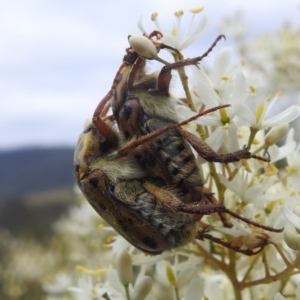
[74,123,201,254]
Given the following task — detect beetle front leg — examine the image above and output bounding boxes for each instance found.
[180,129,270,163]
[118,105,230,155]
[157,35,226,92]
[181,130,251,163]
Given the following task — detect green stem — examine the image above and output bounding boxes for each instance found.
[208,162,226,201]
[125,285,131,300]
[154,55,171,66]
[177,66,197,112]
[227,251,243,300]
[241,254,300,289]
[241,254,261,283]
[171,52,197,112]
[247,127,259,149]
[174,287,180,300]
[194,244,229,271]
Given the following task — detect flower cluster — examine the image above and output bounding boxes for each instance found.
[220,11,300,94]
[42,8,300,300]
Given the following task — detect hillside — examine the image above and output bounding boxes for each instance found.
[0,147,75,199]
[0,147,77,238]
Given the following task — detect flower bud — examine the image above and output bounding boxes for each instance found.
[265,124,289,146]
[132,276,153,300]
[293,206,300,234]
[116,249,133,286]
[284,226,300,251]
[128,35,158,59]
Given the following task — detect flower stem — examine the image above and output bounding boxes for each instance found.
[208,162,226,201]
[247,127,259,149]
[172,52,197,112]
[174,287,180,300]
[227,251,242,300]
[125,285,131,300]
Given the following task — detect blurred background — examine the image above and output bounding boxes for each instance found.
[0,0,299,299]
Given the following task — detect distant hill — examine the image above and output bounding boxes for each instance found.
[0,147,75,200]
[0,147,77,238]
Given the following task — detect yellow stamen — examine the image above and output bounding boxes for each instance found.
[285,165,294,173]
[249,85,256,94]
[221,75,229,81]
[265,201,276,214]
[242,159,252,173]
[106,236,114,243]
[193,90,201,98]
[251,138,260,145]
[219,107,229,124]
[255,102,265,123]
[174,10,184,17]
[151,12,158,21]
[166,265,177,286]
[103,244,110,249]
[265,163,278,176]
[240,59,245,66]
[76,265,106,276]
[171,25,177,36]
[189,7,204,13]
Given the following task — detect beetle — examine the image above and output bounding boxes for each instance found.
[74,115,219,254]
[75,100,282,255]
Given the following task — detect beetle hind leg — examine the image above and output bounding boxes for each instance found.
[196,231,266,256]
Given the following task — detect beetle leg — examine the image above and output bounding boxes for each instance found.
[180,130,251,162]
[148,30,163,40]
[93,60,131,121]
[196,232,266,256]
[142,182,224,217]
[176,202,283,233]
[157,35,225,92]
[180,129,270,163]
[127,56,147,90]
[118,105,230,155]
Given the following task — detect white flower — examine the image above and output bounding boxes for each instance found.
[138,8,206,52]
[68,276,106,300]
[108,234,136,255]
[274,292,286,300]
[43,273,72,294]
[105,267,153,300]
[155,252,203,298]
[219,170,289,206]
[54,202,100,236]
[282,205,300,230]
[190,47,246,111]
[286,129,300,190]
[237,92,300,130]
[184,276,204,300]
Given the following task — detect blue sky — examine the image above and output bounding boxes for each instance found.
[1,0,299,150]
